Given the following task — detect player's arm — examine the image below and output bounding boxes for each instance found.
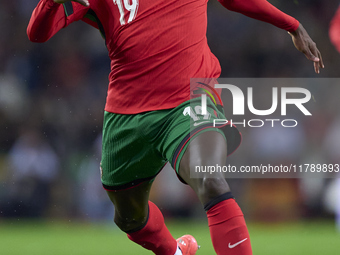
[218,0,324,73]
[27,0,89,43]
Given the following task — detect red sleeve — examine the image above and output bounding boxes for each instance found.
[218,0,299,32]
[27,0,89,43]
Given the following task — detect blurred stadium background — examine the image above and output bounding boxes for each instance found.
[1,0,340,254]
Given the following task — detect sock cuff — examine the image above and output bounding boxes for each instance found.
[126,201,158,234]
[127,201,165,236]
[204,192,234,211]
[207,198,244,227]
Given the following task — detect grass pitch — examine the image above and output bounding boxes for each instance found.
[1,219,339,254]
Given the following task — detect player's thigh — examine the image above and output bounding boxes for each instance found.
[164,97,241,176]
[158,98,237,203]
[178,130,231,205]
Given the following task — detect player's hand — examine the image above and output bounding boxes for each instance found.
[53,0,89,7]
[288,23,324,74]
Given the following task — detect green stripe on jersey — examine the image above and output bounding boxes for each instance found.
[84,10,106,40]
[84,13,97,23]
[63,2,74,17]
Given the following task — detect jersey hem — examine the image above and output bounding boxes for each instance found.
[104,100,188,115]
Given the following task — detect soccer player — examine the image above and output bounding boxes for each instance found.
[27,0,323,254]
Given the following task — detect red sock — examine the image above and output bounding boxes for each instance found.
[127,201,177,255]
[207,199,252,255]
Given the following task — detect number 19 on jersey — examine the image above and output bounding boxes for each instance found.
[113,0,139,25]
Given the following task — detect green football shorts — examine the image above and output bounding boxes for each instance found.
[101,98,241,191]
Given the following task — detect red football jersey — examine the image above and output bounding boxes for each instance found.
[28,0,298,114]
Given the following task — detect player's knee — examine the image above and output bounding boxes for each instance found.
[114,213,148,233]
[196,177,230,204]
[198,177,229,194]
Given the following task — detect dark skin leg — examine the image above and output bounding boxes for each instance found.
[106,180,152,233]
[178,131,231,206]
[106,131,229,232]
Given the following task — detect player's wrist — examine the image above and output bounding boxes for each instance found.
[288,23,303,36]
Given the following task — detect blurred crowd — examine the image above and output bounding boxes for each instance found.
[0,0,340,222]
